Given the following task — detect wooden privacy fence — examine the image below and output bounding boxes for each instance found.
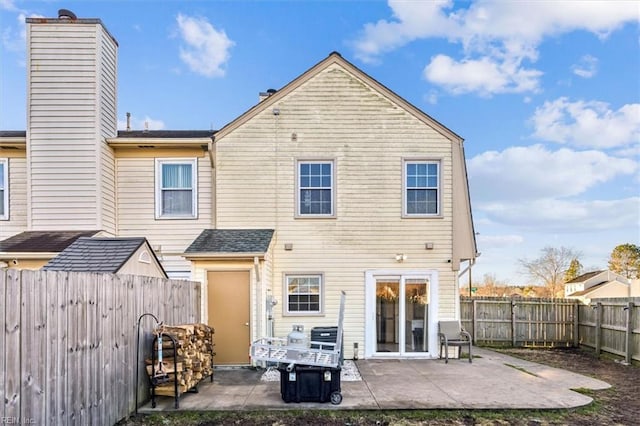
[577,298,640,364]
[461,297,639,363]
[0,269,201,425]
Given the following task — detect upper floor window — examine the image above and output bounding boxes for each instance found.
[285,274,323,315]
[0,159,7,220]
[297,160,334,217]
[155,159,197,219]
[404,160,440,216]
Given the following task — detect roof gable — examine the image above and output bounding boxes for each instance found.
[213,52,462,143]
[566,270,628,287]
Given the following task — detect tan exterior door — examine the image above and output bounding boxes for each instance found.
[207,270,251,365]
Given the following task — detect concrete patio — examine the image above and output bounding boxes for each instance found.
[139,347,610,412]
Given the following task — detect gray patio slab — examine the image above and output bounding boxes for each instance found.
[138,347,610,412]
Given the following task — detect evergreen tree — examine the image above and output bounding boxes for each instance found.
[564,258,583,282]
[608,243,640,279]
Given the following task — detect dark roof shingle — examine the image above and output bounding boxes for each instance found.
[0,230,101,252]
[565,270,605,284]
[185,229,274,254]
[43,237,156,274]
[117,130,214,138]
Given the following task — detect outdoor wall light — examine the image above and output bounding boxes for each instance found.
[395,253,407,262]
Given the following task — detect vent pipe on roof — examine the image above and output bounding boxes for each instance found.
[58,9,77,20]
[258,88,277,102]
[126,112,131,131]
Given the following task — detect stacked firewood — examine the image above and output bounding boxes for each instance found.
[146,323,215,396]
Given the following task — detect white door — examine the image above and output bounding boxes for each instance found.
[365,271,438,357]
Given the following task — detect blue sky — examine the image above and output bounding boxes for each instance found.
[1,0,639,285]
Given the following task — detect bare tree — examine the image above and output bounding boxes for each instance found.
[518,246,581,297]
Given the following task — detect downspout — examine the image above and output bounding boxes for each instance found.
[254,256,261,343]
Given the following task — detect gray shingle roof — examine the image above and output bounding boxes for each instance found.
[43,237,159,274]
[117,130,215,138]
[1,130,215,138]
[0,131,26,138]
[565,270,605,284]
[0,230,101,252]
[185,229,274,254]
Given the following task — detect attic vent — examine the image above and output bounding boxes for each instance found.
[58,9,77,20]
[139,251,151,264]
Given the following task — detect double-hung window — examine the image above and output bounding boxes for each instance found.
[285,274,323,315]
[155,159,197,219]
[404,160,440,216]
[0,159,7,220]
[297,160,334,216]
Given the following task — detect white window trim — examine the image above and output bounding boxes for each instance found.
[402,159,442,218]
[283,273,325,316]
[295,159,336,218]
[155,158,198,219]
[364,269,439,358]
[0,159,7,220]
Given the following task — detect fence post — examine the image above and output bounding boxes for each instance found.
[595,301,602,357]
[511,300,517,347]
[624,301,633,365]
[572,301,579,347]
[472,299,477,344]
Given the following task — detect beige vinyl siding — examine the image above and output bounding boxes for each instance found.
[26,22,117,232]
[98,25,118,234]
[115,149,212,273]
[216,64,459,357]
[0,156,28,240]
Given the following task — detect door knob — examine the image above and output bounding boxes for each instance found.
[245,323,249,326]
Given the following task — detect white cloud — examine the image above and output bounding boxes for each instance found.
[571,54,598,78]
[2,13,25,52]
[176,14,234,78]
[476,234,524,248]
[118,115,165,131]
[0,0,19,12]
[531,98,640,150]
[353,1,638,95]
[468,144,637,202]
[423,54,542,95]
[424,89,439,105]
[468,144,638,234]
[479,197,640,232]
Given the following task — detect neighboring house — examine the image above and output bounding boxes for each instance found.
[0,10,478,363]
[43,237,167,278]
[0,230,102,269]
[565,270,632,304]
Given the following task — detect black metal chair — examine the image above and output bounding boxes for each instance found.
[438,320,472,363]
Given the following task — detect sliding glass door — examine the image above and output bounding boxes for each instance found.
[374,276,429,355]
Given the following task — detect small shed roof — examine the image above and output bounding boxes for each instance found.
[43,237,165,276]
[185,229,274,256]
[0,230,101,253]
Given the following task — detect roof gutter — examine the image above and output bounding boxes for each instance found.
[107,137,212,148]
[0,252,59,260]
[183,252,267,261]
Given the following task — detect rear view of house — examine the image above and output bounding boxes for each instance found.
[0,10,478,363]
